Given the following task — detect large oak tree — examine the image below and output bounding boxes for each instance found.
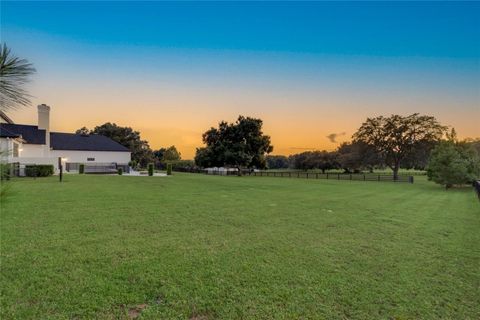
[353,114,446,179]
[195,116,273,170]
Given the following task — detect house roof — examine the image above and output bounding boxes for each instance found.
[0,124,46,144]
[0,125,21,138]
[0,123,130,152]
[50,132,130,152]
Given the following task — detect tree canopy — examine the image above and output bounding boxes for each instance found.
[266,155,290,169]
[195,116,273,169]
[337,141,383,173]
[427,140,480,189]
[353,113,446,179]
[152,145,182,169]
[289,151,338,173]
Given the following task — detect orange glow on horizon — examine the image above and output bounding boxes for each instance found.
[8,98,479,160]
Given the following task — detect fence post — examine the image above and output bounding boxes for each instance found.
[363,174,366,181]
[378,175,380,181]
[316,173,318,179]
[337,173,340,180]
[289,172,291,178]
[350,174,352,180]
[307,173,309,179]
[327,173,329,179]
[409,176,414,184]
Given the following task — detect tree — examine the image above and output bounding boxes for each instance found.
[427,140,480,189]
[353,114,446,179]
[266,155,289,169]
[401,139,438,170]
[310,151,338,173]
[153,145,181,169]
[154,145,181,162]
[195,116,273,170]
[289,151,339,173]
[0,43,36,112]
[464,138,480,157]
[75,127,90,135]
[77,123,154,167]
[337,141,382,173]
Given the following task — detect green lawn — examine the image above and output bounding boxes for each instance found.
[1,174,479,319]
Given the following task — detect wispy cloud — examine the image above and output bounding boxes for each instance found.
[326,132,346,143]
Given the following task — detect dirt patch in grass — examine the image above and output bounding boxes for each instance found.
[127,304,148,319]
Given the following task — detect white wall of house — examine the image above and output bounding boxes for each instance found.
[19,143,45,158]
[50,150,131,164]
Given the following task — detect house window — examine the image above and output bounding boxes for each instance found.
[87,157,95,161]
[13,143,19,157]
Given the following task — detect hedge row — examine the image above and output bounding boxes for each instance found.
[25,165,54,177]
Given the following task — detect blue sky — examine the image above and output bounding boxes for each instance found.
[1,1,479,157]
[3,1,479,57]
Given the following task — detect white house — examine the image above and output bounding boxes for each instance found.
[0,104,131,173]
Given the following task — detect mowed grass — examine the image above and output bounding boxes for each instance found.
[1,174,479,319]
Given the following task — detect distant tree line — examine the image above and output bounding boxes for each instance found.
[265,114,479,188]
[76,114,479,188]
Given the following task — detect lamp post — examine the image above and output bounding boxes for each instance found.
[58,157,63,182]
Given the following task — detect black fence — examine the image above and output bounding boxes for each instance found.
[174,167,241,176]
[173,167,413,183]
[474,181,480,200]
[246,171,414,183]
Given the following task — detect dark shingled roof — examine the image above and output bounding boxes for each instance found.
[0,124,46,144]
[50,132,130,152]
[0,123,129,152]
[0,125,21,138]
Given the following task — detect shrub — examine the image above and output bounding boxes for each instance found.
[129,160,137,168]
[427,141,480,189]
[0,163,11,181]
[148,163,154,176]
[25,165,54,177]
[118,167,123,175]
[166,163,172,175]
[79,164,85,174]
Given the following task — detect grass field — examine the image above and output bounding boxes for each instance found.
[1,174,479,319]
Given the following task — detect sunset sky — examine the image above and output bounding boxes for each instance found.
[2,1,479,159]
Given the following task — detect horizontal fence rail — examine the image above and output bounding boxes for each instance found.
[173,167,414,183]
[246,171,414,183]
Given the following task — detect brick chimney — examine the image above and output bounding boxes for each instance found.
[38,104,50,149]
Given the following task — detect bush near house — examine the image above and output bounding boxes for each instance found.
[148,163,154,176]
[117,167,123,175]
[166,163,172,175]
[0,163,11,181]
[25,165,54,177]
[79,164,85,174]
